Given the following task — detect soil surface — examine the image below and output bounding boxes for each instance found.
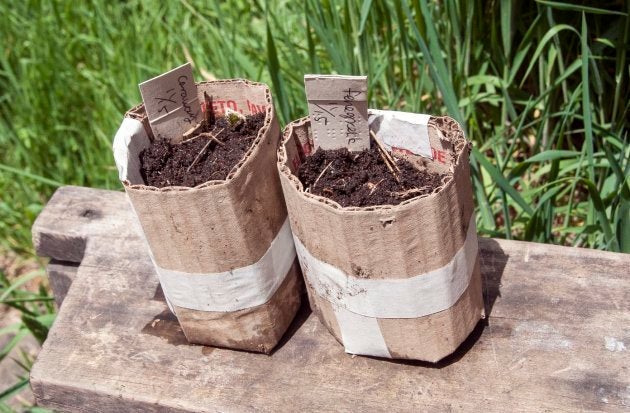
[298,146,447,207]
[140,112,265,188]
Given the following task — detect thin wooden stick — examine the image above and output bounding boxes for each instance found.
[382,157,400,183]
[370,130,401,183]
[187,139,213,173]
[195,132,225,146]
[184,125,225,143]
[186,128,225,172]
[183,123,203,140]
[312,160,333,188]
[368,178,385,196]
[391,186,429,198]
[370,130,400,173]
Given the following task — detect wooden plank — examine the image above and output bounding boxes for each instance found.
[32,186,141,263]
[31,186,630,412]
[46,260,78,307]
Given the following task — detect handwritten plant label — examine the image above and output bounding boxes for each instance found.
[304,74,370,152]
[139,63,201,142]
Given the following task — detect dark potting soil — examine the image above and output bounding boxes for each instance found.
[140,112,265,188]
[298,146,448,207]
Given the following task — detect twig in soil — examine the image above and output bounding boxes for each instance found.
[379,153,400,184]
[204,92,215,131]
[187,139,213,173]
[367,178,385,196]
[183,131,207,143]
[186,128,226,173]
[370,130,401,183]
[370,130,400,173]
[195,130,225,146]
[312,160,333,189]
[322,188,334,196]
[391,186,429,198]
[183,123,204,140]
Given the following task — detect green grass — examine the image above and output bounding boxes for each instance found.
[1,0,627,255]
[0,0,628,408]
[0,267,54,412]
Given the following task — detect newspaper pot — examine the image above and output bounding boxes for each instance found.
[277,114,485,362]
[113,79,301,353]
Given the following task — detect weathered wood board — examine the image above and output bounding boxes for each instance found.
[31,186,629,412]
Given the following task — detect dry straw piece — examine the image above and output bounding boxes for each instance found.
[277,113,485,362]
[113,79,302,353]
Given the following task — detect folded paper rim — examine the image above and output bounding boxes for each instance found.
[276,113,470,212]
[120,78,275,193]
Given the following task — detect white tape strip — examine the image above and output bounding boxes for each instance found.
[333,306,391,358]
[295,214,477,319]
[368,109,432,159]
[112,117,151,185]
[295,215,477,357]
[153,219,296,313]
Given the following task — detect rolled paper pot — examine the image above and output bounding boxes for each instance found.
[277,113,485,362]
[113,79,302,353]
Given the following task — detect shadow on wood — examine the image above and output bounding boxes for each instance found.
[141,309,188,347]
[272,299,313,354]
[479,237,509,317]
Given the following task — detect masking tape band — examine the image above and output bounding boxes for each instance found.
[153,218,296,313]
[333,306,391,358]
[294,215,477,357]
[295,215,477,319]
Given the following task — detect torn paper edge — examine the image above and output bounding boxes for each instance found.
[150,218,296,313]
[295,214,478,319]
[113,117,150,185]
[368,109,432,159]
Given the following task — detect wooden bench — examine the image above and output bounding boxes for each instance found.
[31,186,629,412]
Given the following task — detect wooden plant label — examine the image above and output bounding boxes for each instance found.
[304,75,370,152]
[139,62,201,142]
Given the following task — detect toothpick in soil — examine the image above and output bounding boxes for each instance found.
[183,123,204,140]
[186,128,225,173]
[367,178,385,196]
[195,131,225,146]
[370,130,400,173]
[391,186,429,198]
[370,130,401,183]
[312,160,333,189]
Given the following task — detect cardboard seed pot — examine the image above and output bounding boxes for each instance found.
[277,114,485,362]
[113,80,302,353]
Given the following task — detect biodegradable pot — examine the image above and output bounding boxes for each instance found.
[277,114,485,362]
[113,79,302,353]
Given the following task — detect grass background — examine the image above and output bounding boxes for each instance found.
[0,0,628,410]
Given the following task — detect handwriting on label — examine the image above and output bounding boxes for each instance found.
[139,62,201,142]
[304,75,370,152]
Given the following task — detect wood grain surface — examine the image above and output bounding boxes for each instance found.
[31,186,630,412]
